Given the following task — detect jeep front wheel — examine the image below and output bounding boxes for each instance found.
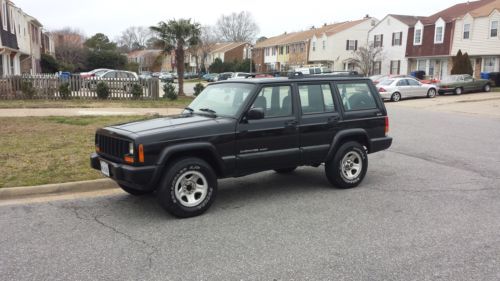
[325,141,368,189]
[157,157,217,218]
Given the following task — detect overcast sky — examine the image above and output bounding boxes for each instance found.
[14,0,463,40]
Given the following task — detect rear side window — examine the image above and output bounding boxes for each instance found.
[298,84,335,114]
[335,82,378,111]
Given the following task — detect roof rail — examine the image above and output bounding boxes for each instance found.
[288,71,363,79]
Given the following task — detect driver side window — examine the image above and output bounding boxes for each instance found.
[251,85,292,118]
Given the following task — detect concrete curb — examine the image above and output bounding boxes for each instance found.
[0,179,119,201]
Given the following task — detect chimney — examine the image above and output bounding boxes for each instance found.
[365,14,370,19]
[310,25,315,30]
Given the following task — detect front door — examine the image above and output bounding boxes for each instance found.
[236,84,300,174]
[297,83,340,164]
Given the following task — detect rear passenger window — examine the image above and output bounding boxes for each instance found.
[252,85,292,118]
[298,84,335,114]
[335,82,378,111]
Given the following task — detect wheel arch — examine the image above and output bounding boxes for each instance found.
[325,129,370,162]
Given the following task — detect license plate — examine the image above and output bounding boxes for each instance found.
[100,161,110,177]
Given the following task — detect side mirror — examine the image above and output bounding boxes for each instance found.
[247,108,265,120]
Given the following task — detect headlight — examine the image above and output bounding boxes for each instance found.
[129,142,134,155]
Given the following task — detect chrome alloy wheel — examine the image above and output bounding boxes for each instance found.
[174,171,208,207]
[340,151,363,181]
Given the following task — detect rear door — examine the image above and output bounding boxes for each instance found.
[396,79,411,98]
[236,84,300,174]
[297,82,340,164]
[407,78,425,97]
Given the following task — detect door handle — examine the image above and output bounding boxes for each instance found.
[285,120,298,127]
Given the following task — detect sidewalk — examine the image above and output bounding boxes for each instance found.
[0,107,184,117]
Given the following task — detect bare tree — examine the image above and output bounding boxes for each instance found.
[51,28,87,71]
[215,11,259,42]
[199,25,218,71]
[351,43,384,76]
[117,26,154,52]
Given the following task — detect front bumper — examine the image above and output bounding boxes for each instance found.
[90,153,159,191]
[369,137,393,153]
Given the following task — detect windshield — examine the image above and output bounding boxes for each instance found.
[187,83,255,117]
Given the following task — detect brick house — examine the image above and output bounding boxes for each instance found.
[204,42,249,66]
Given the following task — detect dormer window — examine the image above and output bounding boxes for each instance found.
[463,24,471,39]
[434,18,445,44]
[491,21,498,38]
[414,29,422,45]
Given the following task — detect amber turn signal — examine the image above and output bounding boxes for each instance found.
[124,155,135,164]
[138,144,144,163]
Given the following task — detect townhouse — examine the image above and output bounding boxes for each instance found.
[204,42,250,65]
[127,49,174,73]
[0,0,51,76]
[406,0,498,79]
[368,15,425,76]
[309,17,378,72]
[451,0,500,75]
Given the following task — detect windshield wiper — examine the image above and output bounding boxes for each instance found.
[184,107,194,113]
[199,108,217,114]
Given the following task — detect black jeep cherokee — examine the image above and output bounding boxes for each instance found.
[91,75,392,218]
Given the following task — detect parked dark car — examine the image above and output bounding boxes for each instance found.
[91,74,392,218]
[438,74,492,95]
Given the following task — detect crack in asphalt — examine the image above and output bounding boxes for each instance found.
[50,202,159,269]
[387,149,500,181]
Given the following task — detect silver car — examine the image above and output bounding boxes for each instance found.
[377,77,437,102]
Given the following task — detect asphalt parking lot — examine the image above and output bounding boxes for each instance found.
[1,96,500,280]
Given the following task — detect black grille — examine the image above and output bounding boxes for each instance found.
[95,134,129,159]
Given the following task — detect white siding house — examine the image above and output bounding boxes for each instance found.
[308,18,378,73]
[368,15,418,76]
[452,8,500,74]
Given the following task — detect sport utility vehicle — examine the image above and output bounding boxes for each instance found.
[91,75,392,218]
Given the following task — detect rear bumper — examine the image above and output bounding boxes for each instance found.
[369,137,393,153]
[90,153,159,191]
[379,92,392,99]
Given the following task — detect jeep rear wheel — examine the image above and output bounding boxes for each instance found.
[325,141,368,189]
[274,167,297,174]
[157,157,217,218]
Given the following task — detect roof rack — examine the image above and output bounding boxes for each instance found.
[288,71,363,79]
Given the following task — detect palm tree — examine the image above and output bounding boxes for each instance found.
[151,19,201,96]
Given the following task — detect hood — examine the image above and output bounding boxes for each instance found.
[109,114,226,135]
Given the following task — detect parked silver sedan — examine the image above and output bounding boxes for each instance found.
[377,77,437,102]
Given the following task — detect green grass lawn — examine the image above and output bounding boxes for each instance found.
[0,97,193,109]
[0,115,153,188]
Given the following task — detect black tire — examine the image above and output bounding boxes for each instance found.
[427,88,437,98]
[484,84,491,92]
[274,167,297,174]
[325,141,368,189]
[157,157,217,218]
[391,92,401,102]
[119,184,152,196]
[454,87,463,95]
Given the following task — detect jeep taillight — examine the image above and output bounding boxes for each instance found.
[385,116,389,135]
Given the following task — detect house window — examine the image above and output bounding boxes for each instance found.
[346,40,357,51]
[373,61,381,75]
[390,60,400,75]
[286,45,289,54]
[279,46,284,55]
[392,32,402,46]
[414,29,422,45]
[272,47,276,55]
[300,43,305,53]
[491,21,498,38]
[322,40,326,50]
[9,7,15,34]
[312,42,316,52]
[429,60,435,76]
[374,34,383,47]
[417,60,427,71]
[463,23,471,39]
[483,57,496,72]
[2,1,7,31]
[435,26,444,43]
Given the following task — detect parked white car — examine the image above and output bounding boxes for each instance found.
[377,77,437,102]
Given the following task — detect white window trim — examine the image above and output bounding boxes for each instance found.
[434,26,444,44]
[490,20,498,38]
[414,29,423,45]
[2,1,8,31]
[463,23,471,40]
